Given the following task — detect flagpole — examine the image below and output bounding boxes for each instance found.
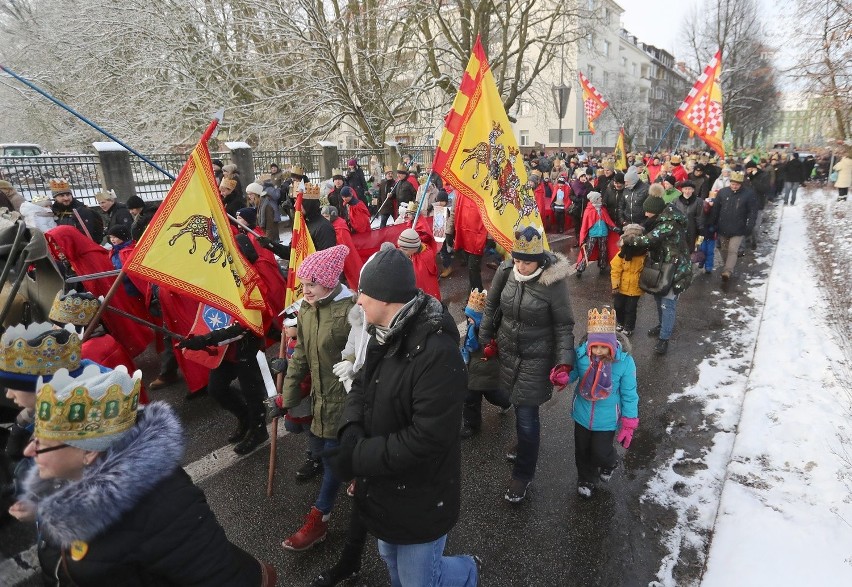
[674,125,687,150]
[652,116,678,154]
[81,266,127,342]
[411,172,436,225]
[0,64,173,178]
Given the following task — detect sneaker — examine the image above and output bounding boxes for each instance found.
[600,461,618,483]
[647,325,661,337]
[296,457,323,481]
[504,478,530,503]
[622,329,633,337]
[282,507,328,552]
[654,339,669,355]
[346,480,356,497]
[577,481,595,499]
[234,425,269,455]
[460,423,478,439]
[505,444,517,462]
[616,324,624,332]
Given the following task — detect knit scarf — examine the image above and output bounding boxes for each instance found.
[512,265,544,282]
[577,355,612,401]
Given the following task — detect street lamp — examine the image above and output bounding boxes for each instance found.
[551,83,571,152]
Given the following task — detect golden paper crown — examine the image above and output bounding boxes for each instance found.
[0,323,81,378]
[31,194,53,206]
[587,308,617,334]
[49,178,72,195]
[303,183,321,199]
[466,289,487,313]
[219,178,237,191]
[35,364,141,444]
[512,226,544,258]
[49,290,101,327]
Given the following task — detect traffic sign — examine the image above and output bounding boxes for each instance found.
[578,131,593,136]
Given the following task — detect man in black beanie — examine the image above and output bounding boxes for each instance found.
[331,242,480,585]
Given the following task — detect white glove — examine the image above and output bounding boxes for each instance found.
[332,360,355,381]
[343,378,352,393]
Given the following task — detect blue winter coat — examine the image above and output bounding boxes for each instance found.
[569,340,638,431]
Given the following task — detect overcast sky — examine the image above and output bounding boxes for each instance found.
[619,1,692,58]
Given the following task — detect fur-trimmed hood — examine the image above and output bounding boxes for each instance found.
[538,252,572,286]
[24,402,184,547]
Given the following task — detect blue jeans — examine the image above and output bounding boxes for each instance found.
[654,291,678,341]
[315,438,341,514]
[783,181,799,204]
[377,535,478,587]
[699,238,716,272]
[513,405,541,482]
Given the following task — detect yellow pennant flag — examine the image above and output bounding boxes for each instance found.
[613,127,628,171]
[676,49,725,158]
[434,36,547,253]
[284,191,316,308]
[125,134,266,335]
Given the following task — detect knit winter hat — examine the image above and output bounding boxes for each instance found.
[588,191,602,206]
[663,174,677,186]
[678,180,696,190]
[359,242,418,303]
[648,183,665,198]
[624,168,640,189]
[236,207,257,228]
[512,226,545,263]
[246,182,264,196]
[321,205,338,220]
[341,186,354,199]
[612,172,625,184]
[126,195,145,210]
[397,228,422,251]
[643,194,666,215]
[347,158,358,167]
[222,164,239,174]
[296,244,349,289]
[586,307,617,357]
[621,223,644,240]
[107,225,130,242]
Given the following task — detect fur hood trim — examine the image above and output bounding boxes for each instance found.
[381,291,447,356]
[538,253,571,286]
[347,301,365,330]
[24,402,184,547]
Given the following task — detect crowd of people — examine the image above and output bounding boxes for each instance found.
[0,142,849,586]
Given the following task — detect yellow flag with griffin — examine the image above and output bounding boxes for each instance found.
[433,36,547,252]
[284,190,316,308]
[125,137,266,335]
[613,127,628,171]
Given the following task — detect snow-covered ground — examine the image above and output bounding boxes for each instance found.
[644,188,852,585]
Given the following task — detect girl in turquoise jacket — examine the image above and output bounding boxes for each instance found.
[567,308,639,498]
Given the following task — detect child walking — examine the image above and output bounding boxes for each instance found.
[576,191,617,276]
[461,289,511,437]
[568,308,639,498]
[610,224,646,336]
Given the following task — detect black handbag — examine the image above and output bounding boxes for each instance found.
[639,258,675,295]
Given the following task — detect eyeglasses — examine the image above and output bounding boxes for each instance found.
[29,438,71,455]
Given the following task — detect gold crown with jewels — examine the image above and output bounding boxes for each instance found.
[49,290,101,327]
[587,308,617,334]
[0,323,81,378]
[466,289,487,313]
[49,178,72,195]
[35,364,141,443]
[513,227,544,256]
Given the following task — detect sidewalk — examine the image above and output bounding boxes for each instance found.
[702,193,852,584]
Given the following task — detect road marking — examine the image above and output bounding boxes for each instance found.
[1,421,289,585]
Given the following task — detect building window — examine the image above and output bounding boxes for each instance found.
[603,40,610,57]
[587,34,594,51]
[632,63,637,76]
[603,7,610,24]
[621,56,628,68]
[520,131,530,146]
[549,128,574,144]
[587,65,595,81]
[603,71,610,86]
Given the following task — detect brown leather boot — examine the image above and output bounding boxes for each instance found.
[282,507,328,552]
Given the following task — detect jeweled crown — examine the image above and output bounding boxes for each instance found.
[0,323,81,377]
[466,289,487,313]
[49,290,101,327]
[587,308,617,334]
[35,364,141,444]
[303,183,321,199]
[513,227,544,256]
[49,178,71,195]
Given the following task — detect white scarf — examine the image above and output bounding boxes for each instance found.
[513,265,544,282]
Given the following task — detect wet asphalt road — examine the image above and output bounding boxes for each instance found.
[1,206,781,586]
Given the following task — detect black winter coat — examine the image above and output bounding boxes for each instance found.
[104,202,134,241]
[339,293,465,544]
[346,167,369,201]
[604,184,625,225]
[52,199,103,243]
[782,158,807,183]
[619,180,649,225]
[709,186,758,237]
[306,213,338,251]
[479,253,575,406]
[25,403,264,587]
[394,178,417,206]
[673,194,705,252]
[746,168,772,209]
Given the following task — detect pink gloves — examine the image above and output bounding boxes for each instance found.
[616,417,639,449]
[483,339,498,360]
[549,364,571,390]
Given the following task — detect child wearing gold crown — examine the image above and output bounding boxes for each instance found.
[460,289,511,438]
[567,308,639,499]
[610,224,647,336]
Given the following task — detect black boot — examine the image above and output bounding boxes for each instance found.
[227,417,250,444]
[234,423,269,455]
[648,325,661,337]
[311,542,362,586]
[654,339,669,355]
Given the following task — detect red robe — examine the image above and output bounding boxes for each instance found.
[331,217,364,289]
[158,287,211,393]
[410,246,441,300]
[534,183,554,230]
[647,163,663,183]
[83,334,149,404]
[343,198,371,234]
[45,226,153,357]
[247,232,287,334]
[671,164,688,183]
[577,203,619,263]
[453,194,487,256]
[406,175,420,194]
